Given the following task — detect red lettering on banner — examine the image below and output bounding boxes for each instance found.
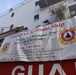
[10,33,23,39]
[52,23,64,28]
[36,27,51,32]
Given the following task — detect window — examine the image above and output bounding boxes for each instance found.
[35,1,39,6]
[10,24,14,30]
[1,28,4,33]
[34,14,39,21]
[0,39,4,47]
[11,12,15,17]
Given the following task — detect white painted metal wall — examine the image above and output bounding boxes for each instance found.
[0,0,75,32]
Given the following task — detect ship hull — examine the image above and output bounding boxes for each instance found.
[0,59,76,75]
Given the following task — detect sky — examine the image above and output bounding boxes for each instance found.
[0,0,24,14]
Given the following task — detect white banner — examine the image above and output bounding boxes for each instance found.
[0,16,76,62]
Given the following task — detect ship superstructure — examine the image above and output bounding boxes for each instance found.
[0,0,76,32]
[0,0,76,75]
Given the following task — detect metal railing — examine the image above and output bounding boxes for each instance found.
[0,0,32,17]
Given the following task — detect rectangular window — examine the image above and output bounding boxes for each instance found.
[10,24,14,30]
[34,14,39,21]
[1,28,4,33]
[0,39,4,47]
[11,12,15,17]
[35,1,39,6]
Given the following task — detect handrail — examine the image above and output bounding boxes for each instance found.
[0,0,32,18]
